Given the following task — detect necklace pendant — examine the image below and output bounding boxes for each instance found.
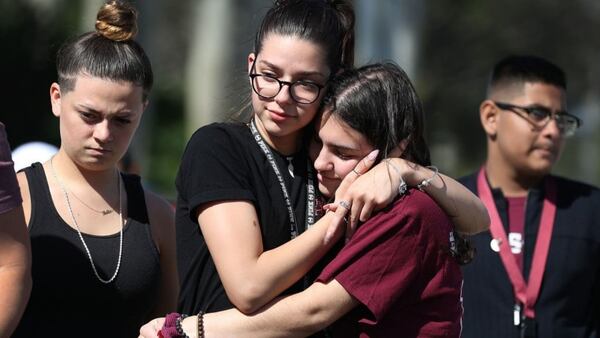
[101,209,113,216]
[286,156,294,177]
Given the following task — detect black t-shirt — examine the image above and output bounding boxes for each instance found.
[176,122,312,313]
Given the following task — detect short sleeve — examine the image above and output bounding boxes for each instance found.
[0,122,22,214]
[175,124,256,221]
[317,192,444,323]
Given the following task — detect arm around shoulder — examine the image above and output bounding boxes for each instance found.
[339,158,489,235]
[388,159,490,235]
[181,279,358,338]
[197,201,343,314]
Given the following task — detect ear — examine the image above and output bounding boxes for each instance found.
[247,53,256,75]
[50,82,62,118]
[480,99,499,138]
[388,138,410,158]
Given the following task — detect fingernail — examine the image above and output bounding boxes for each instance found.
[368,149,379,160]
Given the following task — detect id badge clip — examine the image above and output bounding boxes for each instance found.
[513,303,522,326]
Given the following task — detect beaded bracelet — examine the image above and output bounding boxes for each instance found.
[176,314,189,338]
[384,159,408,196]
[417,166,439,191]
[197,311,205,338]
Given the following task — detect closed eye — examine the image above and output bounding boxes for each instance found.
[333,148,355,161]
[79,111,100,123]
[114,116,132,125]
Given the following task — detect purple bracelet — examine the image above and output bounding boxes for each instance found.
[160,313,189,338]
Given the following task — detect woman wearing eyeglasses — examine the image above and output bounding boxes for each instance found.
[175,0,489,319]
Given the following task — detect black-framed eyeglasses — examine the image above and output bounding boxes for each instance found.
[248,59,325,104]
[493,101,582,137]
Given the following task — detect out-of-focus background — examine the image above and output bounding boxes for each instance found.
[2,0,599,199]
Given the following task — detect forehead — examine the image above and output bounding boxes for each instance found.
[318,113,371,150]
[67,74,144,102]
[500,82,567,110]
[258,34,330,77]
[63,74,145,115]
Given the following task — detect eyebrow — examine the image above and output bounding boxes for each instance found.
[323,140,361,153]
[523,104,568,114]
[258,60,327,80]
[75,104,102,115]
[75,104,133,116]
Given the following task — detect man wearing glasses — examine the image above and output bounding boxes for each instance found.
[460,55,599,338]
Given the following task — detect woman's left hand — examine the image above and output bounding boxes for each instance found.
[139,317,164,338]
[324,150,379,243]
[327,156,419,241]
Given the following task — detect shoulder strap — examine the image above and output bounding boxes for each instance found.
[23,162,56,224]
[121,172,149,224]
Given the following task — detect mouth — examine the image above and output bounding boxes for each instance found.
[86,147,112,155]
[532,145,557,157]
[317,173,339,183]
[268,109,295,122]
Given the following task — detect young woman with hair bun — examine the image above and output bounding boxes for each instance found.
[13,1,177,337]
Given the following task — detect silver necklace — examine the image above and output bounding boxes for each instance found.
[50,158,124,284]
[67,186,114,216]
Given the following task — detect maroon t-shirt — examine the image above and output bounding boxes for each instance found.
[0,122,21,214]
[317,190,463,338]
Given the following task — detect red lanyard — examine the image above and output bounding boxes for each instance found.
[477,168,557,318]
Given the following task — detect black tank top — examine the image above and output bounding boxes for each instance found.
[13,163,161,338]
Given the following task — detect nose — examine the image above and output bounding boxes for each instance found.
[313,147,333,173]
[93,119,113,143]
[541,117,562,140]
[274,83,293,106]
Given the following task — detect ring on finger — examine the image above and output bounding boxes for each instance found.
[352,168,362,176]
[339,200,351,210]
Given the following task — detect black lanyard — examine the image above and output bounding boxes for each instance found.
[249,119,316,238]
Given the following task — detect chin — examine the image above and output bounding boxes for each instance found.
[318,182,335,199]
[522,163,553,179]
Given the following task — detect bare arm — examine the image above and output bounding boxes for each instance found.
[196,151,377,314]
[339,158,490,235]
[0,205,32,338]
[146,191,178,316]
[139,280,358,338]
[198,202,345,314]
[0,124,31,337]
[395,161,489,235]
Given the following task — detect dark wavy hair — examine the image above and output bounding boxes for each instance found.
[321,62,430,166]
[322,62,475,265]
[255,0,355,74]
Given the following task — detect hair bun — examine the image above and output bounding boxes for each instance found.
[95,0,138,42]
